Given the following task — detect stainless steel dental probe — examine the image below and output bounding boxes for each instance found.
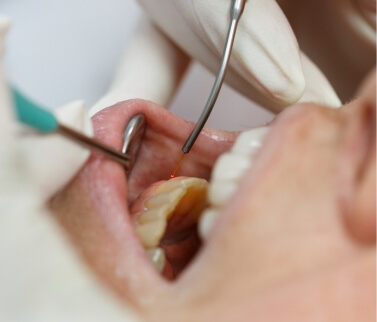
[181,0,246,154]
[12,87,145,172]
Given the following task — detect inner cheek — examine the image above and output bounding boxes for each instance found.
[127,138,183,201]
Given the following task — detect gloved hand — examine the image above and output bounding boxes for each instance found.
[138,0,343,111]
[0,15,140,321]
[0,19,92,204]
[91,0,352,116]
[138,0,375,109]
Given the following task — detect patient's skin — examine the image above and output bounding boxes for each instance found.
[50,70,376,321]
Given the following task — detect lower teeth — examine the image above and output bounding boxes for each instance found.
[198,208,218,240]
[146,247,166,273]
[131,177,209,278]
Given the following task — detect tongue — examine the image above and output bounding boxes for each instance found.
[50,99,237,305]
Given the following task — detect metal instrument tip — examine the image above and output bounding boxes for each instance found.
[170,153,186,178]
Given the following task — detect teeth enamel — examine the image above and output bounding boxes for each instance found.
[209,126,270,209]
[135,220,166,248]
[156,177,207,193]
[199,126,270,241]
[208,180,238,207]
[136,205,174,224]
[198,208,219,241]
[144,189,186,208]
[134,177,208,251]
[231,126,269,156]
[211,153,252,181]
[146,247,166,273]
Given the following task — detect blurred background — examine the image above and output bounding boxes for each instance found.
[1,0,273,131]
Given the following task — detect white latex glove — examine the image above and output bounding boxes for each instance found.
[0,15,139,321]
[91,0,343,116]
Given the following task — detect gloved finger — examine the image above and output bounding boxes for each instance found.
[298,53,342,108]
[17,101,92,203]
[90,17,190,116]
[139,0,305,110]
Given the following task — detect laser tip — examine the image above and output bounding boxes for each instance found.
[170,152,186,179]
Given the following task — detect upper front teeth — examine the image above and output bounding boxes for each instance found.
[211,154,252,182]
[132,177,208,271]
[136,220,167,248]
[231,127,270,155]
[199,126,270,240]
[198,208,219,240]
[136,204,174,225]
[208,180,239,208]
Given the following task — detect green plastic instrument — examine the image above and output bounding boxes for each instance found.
[11,87,131,168]
[12,88,58,133]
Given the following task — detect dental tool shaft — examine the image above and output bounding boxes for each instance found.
[58,124,131,168]
[171,152,186,178]
[181,0,246,154]
[12,86,132,168]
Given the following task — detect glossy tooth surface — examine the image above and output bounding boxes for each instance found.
[232,127,269,156]
[134,177,208,250]
[198,208,219,241]
[199,126,270,241]
[136,205,174,224]
[211,153,252,182]
[208,180,238,208]
[208,126,270,208]
[135,220,166,248]
[144,189,185,208]
[155,177,207,193]
[146,247,166,273]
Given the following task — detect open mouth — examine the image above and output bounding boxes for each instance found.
[48,93,376,319]
[50,99,241,305]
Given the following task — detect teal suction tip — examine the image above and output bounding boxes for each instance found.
[11,87,58,133]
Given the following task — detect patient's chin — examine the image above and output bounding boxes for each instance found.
[50,99,237,307]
